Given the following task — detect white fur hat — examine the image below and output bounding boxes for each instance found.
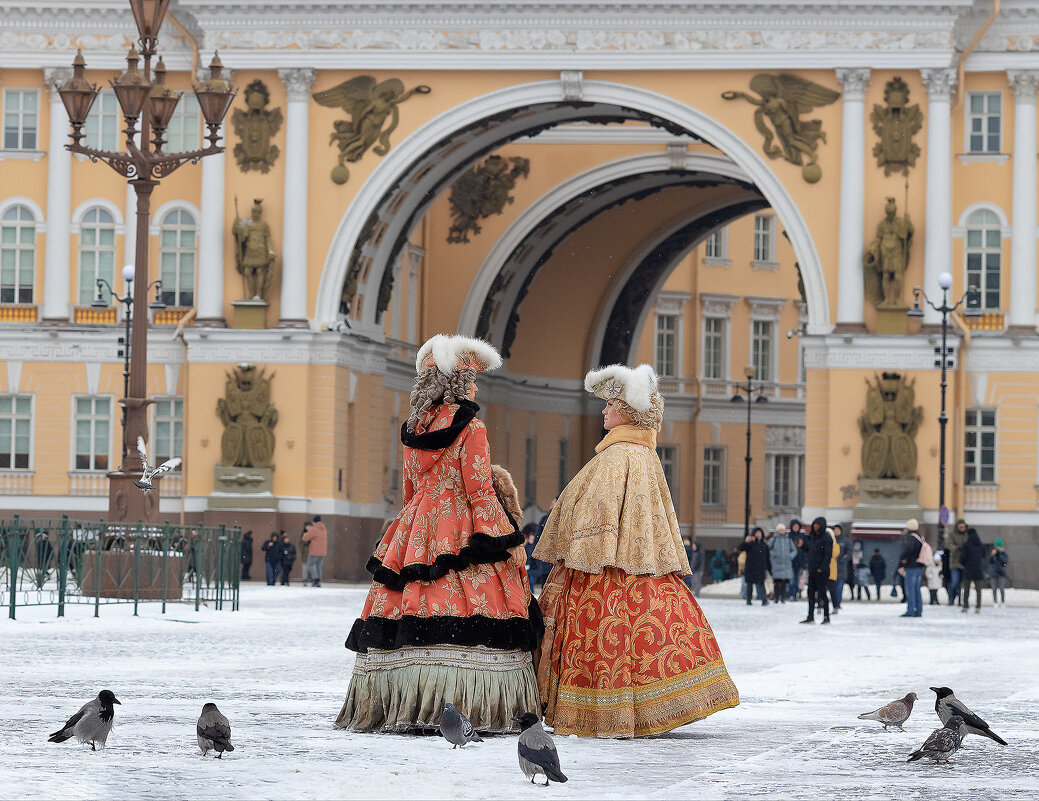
[584,363,659,412]
[415,334,503,376]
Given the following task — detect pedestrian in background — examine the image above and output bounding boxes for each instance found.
[924,551,943,605]
[833,524,851,609]
[262,531,281,585]
[791,533,808,600]
[898,519,926,618]
[685,539,704,596]
[801,517,832,625]
[739,527,771,606]
[945,518,968,605]
[298,524,311,583]
[279,531,297,585]
[523,523,540,591]
[826,527,841,614]
[768,523,796,603]
[240,530,253,581]
[868,548,886,600]
[302,515,328,587]
[960,527,986,614]
[709,548,728,583]
[989,538,1008,608]
[854,558,872,600]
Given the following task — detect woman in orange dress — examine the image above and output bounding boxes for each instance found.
[534,364,739,738]
[336,334,541,733]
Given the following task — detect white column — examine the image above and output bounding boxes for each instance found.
[278,68,315,327]
[42,68,72,322]
[920,68,957,325]
[835,68,870,328]
[197,120,227,324]
[1008,71,1039,333]
[122,130,139,279]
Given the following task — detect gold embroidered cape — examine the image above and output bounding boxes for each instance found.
[533,424,689,577]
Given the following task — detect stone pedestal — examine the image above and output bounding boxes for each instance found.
[106,470,159,522]
[208,465,276,511]
[853,476,922,522]
[874,306,909,335]
[231,299,268,329]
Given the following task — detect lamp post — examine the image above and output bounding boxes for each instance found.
[731,366,769,538]
[56,0,235,521]
[908,271,981,547]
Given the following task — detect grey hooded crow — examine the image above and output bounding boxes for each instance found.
[858,692,917,731]
[930,686,1007,745]
[907,715,966,764]
[511,712,568,786]
[439,702,482,749]
[48,690,121,750]
[197,703,234,758]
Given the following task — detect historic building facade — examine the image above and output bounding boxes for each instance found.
[1,1,1038,583]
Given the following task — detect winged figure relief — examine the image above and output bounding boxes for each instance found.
[312,76,431,184]
[723,74,840,183]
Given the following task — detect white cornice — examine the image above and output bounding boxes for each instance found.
[0,327,182,363]
[802,334,952,371]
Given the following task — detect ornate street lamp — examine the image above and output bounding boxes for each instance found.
[908,272,981,547]
[731,366,769,539]
[56,4,235,521]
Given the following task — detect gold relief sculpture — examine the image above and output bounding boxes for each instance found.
[232,198,276,300]
[217,364,278,468]
[722,74,839,183]
[231,80,283,174]
[871,77,923,176]
[313,76,431,184]
[447,155,531,244]
[858,372,923,481]
[863,197,914,308]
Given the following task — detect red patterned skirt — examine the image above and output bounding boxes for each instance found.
[535,565,739,738]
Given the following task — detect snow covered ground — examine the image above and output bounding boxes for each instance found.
[2,582,1037,800]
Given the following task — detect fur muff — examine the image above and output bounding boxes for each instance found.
[416,334,503,376]
[584,363,659,412]
[491,464,524,527]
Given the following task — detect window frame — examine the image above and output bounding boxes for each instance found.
[702,316,727,381]
[2,88,39,151]
[77,207,117,306]
[164,94,201,154]
[0,204,37,304]
[753,213,776,264]
[751,318,776,384]
[703,226,730,264]
[150,396,183,471]
[158,209,197,307]
[71,395,113,473]
[965,91,1002,154]
[963,208,1002,311]
[702,445,725,507]
[0,394,33,471]
[83,90,121,152]
[654,311,680,378]
[964,407,997,485]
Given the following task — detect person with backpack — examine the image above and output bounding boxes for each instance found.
[897,518,930,618]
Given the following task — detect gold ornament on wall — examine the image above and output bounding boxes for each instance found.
[447,155,530,244]
[870,77,922,176]
[863,196,914,309]
[217,364,278,468]
[231,198,276,301]
[313,76,431,184]
[722,74,839,183]
[231,80,283,173]
[858,372,923,480]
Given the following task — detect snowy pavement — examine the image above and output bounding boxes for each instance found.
[2,583,1036,800]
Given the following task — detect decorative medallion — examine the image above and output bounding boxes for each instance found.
[231,80,282,174]
[858,372,922,480]
[870,77,922,176]
[447,155,530,244]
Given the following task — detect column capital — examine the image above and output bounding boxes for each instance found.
[835,68,870,100]
[1008,70,1039,102]
[278,68,316,102]
[43,67,73,93]
[920,68,957,101]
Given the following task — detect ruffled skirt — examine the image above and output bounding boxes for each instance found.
[535,565,739,738]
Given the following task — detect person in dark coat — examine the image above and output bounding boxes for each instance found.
[959,527,987,613]
[989,538,1008,607]
[868,549,887,600]
[684,539,704,596]
[262,531,282,585]
[833,524,852,608]
[240,530,254,581]
[709,548,728,582]
[800,516,832,624]
[898,519,925,618]
[739,527,772,606]
[279,531,297,585]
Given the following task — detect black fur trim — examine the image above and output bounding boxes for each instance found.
[366,529,524,591]
[346,605,542,654]
[400,400,479,451]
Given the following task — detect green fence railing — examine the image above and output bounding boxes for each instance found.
[1,517,241,619]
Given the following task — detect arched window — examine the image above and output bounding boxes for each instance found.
[965,209,1001,311]
[78,208,116,305]
[0,205,36,304]
[159,209,196,307]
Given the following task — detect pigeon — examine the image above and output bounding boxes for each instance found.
[48,690,121,751]
[858,692,917,731]
[930,686,1008,746]
[512,713,568,786]
[907,715,966,763]
[196,703,234,758]
[133,436,181,492]
[439,702,482,749]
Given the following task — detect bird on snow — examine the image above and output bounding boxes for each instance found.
[907,715,966,764]
[439,702,482,748]
[511,713,568,786]
[197,703,234,758]
[133,436,181,492]
[930,686,1008,746]
[47,690,121,751]
[857,691,918,731]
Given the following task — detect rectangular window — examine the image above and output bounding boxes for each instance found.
[702,446,724,506]
[753,214,774,262]
[967,92,1001,153]
[769,454,794,508]
[964,408,996,484]
[654,313,679,377]
[751,319,774,382]
[558,438,569,496]
[164,94,201,153]
[152,398,183,468]
[704,228,727,260]
[965,223,1001,311]
[2,89,38,150]
[0,395,31,470]
[657,445,678,512]
[83,91,120,152]
[73,396,110,471]
[524,436,537,508]
[703,317,725,380]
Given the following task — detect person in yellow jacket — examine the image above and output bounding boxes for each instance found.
[826,527,840,615]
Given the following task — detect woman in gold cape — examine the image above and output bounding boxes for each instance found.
[533,364,739,738]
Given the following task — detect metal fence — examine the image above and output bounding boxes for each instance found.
[1,517,241,619]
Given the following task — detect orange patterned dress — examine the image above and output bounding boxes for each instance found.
[533,424,739,738]
[336,399,541,733]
